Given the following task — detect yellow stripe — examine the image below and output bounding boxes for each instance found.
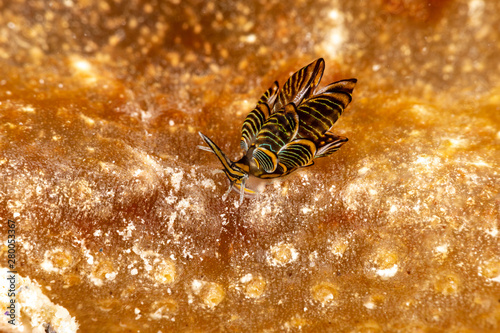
[233,182,256,195]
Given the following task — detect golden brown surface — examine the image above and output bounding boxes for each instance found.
[0,0,499,332]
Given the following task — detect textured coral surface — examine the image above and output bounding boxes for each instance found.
[0,0,499,332]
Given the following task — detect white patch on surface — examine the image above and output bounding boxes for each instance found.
[490,275,500,283]
[72,59,92,72]
[85,253,94,265]
[40,249,72,274]
[468,0,485,25]
[376,264,398,279]
[363,301,376,309]
[117,221,136,240]
[241,34,256,43]
[435,244,448,254]
[21,105,35,113]
[165,167,184,192]
[267,243,299,266]
[301,206,312,214]
[358,166,370,175]
[191,279,203,294]
[132,244,159,272]
[0,268,79,332]
[79,113,95,125]
[240,274,253,283]
[200,178,216,190]
[485,228,498,237]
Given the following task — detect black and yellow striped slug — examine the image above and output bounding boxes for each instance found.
[199,58,357,203]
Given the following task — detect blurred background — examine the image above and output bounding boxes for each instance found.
[0,0,499,332]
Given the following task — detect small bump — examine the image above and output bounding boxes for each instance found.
[268,243,299,266]
[311,282,338,305]
[153,259,177,284]
[434,272,461,295]
[200,282,225,307]
[241,274,267,298]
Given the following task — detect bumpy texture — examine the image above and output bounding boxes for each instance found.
[0,0,499,332]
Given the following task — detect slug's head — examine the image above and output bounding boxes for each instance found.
[198,132,255,202]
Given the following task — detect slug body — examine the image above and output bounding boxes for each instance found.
[199,58,357,203]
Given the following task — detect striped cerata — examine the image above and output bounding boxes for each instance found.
[199,58,357,203]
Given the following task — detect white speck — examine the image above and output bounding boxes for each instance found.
[415,155,432,165]
[166,167,184,192]
[372,64,381,71]
[117,222,136,240]
[169,120,175,126]
[13,212,20,218]
[105,272,117,281]
[470,160,491,167]
[242,34,256,43]
[486,228,498,237]
[168,211,177,235]
[135,308,141,314]
[376,264,398,278]
[358,166,369,175]
[267,243,299,266]
[491,275,500,283]
[240,274,253,283]
[192,279,203,293]
[330,239,348,257]
[200,178,216,190]
[176,198,190,210]
[133,169,143,177]
[445,137,468,148]
[468,0,485,23]
[368,189,377,196]
[131,268,138,275]
[93,230,102,237]
[87,255,94,265]
[328,9,340,20]
[364,301,376,309]
[389,205,397,213]
[435,244,448,254]
[21,105,35,113]
[328,30,344,52]
[73,59,92,72]
[301,207,312,214]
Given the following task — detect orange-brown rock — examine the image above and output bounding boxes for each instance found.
[0,0,499,332]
